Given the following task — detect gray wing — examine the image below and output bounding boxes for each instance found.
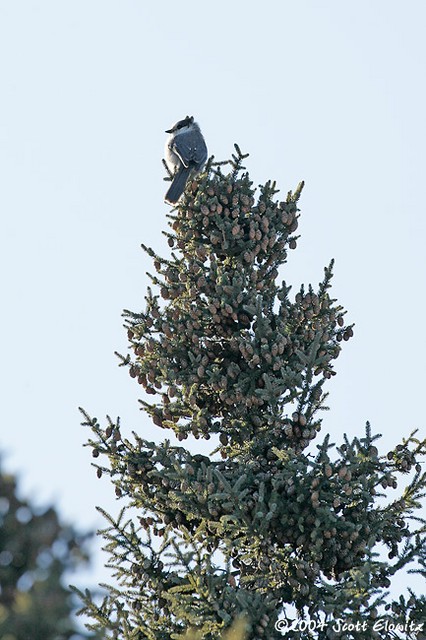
[171,133,207,170]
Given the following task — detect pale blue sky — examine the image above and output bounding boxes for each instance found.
[1,0,425,599]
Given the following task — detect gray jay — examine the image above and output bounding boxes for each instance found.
[164,116,208,204]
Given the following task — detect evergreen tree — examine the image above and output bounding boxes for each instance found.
[78,147,426,639]
[0,458,100,640]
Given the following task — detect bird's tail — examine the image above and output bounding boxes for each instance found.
[165,165,191,204]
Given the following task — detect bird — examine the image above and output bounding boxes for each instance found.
[164,116,208,204]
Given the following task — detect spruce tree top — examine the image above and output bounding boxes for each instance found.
[125,146,353,459]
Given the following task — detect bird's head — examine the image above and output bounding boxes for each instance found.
[165,115,194,134]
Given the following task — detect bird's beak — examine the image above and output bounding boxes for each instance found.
[165,128,173,133]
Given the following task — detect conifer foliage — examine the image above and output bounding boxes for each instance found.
[0,459,98,640]
[78,147,426,639]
